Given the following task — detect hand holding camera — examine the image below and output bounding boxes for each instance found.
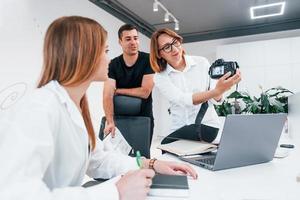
[214,69,241,96]
[208,58,242,96]
[209,59,239,79]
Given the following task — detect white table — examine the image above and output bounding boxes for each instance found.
[147,145,300,200]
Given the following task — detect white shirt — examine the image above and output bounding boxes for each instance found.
[154,55,221,133]
[0,81,138,200]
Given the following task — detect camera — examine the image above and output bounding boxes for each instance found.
[208,59,239,79]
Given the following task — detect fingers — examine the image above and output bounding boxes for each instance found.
[220,71,232,81]
[104,124,116,137]
[110,129,116,138]
[125,170,135,175]
[220,70,241,82]
[145,178,152,187]
[138,169,155,188]
[174,164,198,180]
[183,164,198,179]
[140,169,155,179]
[116,170,152,200]
[220,71,241,88]
[229,70,241,83]
[103,126,111,135]
[103,127,109,135]
[110,125,116,134]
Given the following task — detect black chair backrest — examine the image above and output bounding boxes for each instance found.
[114,95,142,116]
[99,116,151,158]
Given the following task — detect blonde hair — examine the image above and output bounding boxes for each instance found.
[150,28,183,72]
[38,16,107,150]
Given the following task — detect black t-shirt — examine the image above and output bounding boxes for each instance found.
[108,51,154,118]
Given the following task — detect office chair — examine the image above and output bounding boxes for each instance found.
[99,95,151,158]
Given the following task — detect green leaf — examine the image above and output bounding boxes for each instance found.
[269,98,284,113]
[224,102,233,115]
[227,91,244,99]
[244,101,260,114]
[219,86,291,115]
[260,93,270,113]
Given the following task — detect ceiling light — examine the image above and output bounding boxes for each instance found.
[153,0,158,12]
[175,21,179,31]
[250,2,286,19]
[164,12,170,22]
[152,0,179,31]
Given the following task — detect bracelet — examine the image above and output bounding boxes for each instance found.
[149,158,157,170]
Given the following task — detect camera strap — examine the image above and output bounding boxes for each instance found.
[195,101,208,141]
[195,101,208,125]
[194,101,219,142]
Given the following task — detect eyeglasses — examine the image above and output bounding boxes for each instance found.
[159,38,181,53]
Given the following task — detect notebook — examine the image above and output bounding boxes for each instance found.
[148,174,189,198]
[157,139,217,156]
[180,113,287,171]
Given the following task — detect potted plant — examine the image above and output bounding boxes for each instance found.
[215,86,294,116]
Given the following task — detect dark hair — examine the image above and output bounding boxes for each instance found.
[118,24,138,40]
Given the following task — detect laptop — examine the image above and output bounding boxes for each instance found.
[180,113,287,171]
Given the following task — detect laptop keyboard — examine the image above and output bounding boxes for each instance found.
[197,157,216,165]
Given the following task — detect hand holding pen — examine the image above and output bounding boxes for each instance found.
[115,150,155,200]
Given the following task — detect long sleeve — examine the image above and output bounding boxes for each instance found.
[154,74,194,106]
[0,91,121,200]
[202,58,224,106]
[86,138,138,179]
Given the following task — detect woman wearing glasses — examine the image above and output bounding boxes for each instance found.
[150,28,241,144]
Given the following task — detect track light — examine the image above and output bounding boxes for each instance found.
[164,12,170,22]
[175,21,179,31]
[153,0,158,12]
[152,0,179,31]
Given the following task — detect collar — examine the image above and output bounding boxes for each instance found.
[44,80,86,131]
[166,55,197,75]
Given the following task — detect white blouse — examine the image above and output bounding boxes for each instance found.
[154,55,221,133]
[0,80,137,200]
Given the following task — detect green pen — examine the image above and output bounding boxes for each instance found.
[135,150,142,169]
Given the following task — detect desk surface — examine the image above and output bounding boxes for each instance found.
[148,144,300,200]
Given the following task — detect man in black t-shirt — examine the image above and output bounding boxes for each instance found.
[103,24,155,145]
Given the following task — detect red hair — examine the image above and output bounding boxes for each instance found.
[38,16,107,150]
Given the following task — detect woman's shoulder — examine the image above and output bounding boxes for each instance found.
[30,87,61,108]
[153,71,169,86]
[1,86,61,131]
[10,87,61,118]
[185,55,210,73]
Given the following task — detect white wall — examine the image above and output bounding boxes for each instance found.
[182,29,300,97]
[0,0,150,134]
[184,29,300,63]
[216,36,300,96]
